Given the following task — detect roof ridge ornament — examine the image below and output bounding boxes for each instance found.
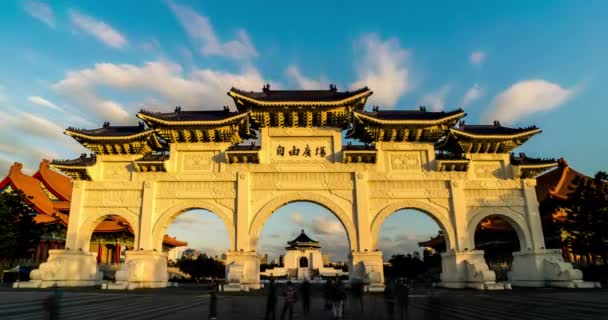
[262,83,270,93]
[103,121,110,128]
[419,105,427,112]
[329,84,337,92]
[493,120,501,127]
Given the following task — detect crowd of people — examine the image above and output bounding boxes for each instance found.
[264,277,410,320]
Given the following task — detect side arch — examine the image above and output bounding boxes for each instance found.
[151,200,235,251]
[370,199,455,251]
[76,208,139,252]
[467,208,531,251]
[249,191,357,251]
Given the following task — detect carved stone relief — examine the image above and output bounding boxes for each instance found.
[473,161,504,179]
[390,152,422,171]
[464,189,525,207]
[181,152,215,172]
[85,190,141,207]
[157,181,236,199]
[103,163,132,180]
[251,172,353,190]
[369,181,449,199]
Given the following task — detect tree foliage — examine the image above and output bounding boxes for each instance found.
[560,171,608,263]
[176,253,225,280]
[0,190,42,265]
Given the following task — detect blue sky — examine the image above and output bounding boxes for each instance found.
[1,1,606,259]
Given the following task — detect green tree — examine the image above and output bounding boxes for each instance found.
[0,190,42,266]
[561,171,608,264]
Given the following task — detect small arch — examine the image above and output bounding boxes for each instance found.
[299,256,309,268]
[370,200,455,251]
[249,192,357,251]
[468,209,530,251]
[76,209,139,251]
[152,200,235,251]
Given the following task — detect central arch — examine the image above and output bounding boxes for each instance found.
[151,200,235,252]
[249,191,358,251]
[370,199,455,251]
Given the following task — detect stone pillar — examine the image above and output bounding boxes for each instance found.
[136,181,155,251]
[354,172,370,252]
[508,180,595,288]
[14,249,102,288]
[109,250,168,290]
[439,250,507,290]
[349,251,384,292]
[224,251,260,291]
[440,181,506,290]
[235,172,250,251]
[65,181,86,250]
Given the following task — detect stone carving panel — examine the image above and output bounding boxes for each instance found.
[85,190,141,207]
[369,181,449,199]
[181,152,215,172]
[390,152,422,171]
[157,181,236,199]
[103,163,132,180]
[465,189,525,207]
[251,172,353,190]
[473,161,504,179]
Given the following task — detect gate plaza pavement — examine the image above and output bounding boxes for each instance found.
[1,288,607,320]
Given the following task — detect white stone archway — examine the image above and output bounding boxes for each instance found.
[23,86,591,290]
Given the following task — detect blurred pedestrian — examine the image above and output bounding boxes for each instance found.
[300,279,311,314]
[323,278,332,310]
[280,281,298,320]
[384,280,396,320]
[350,278,365,315]
[330,277,346,319]
[44,287,63,320]
[397,280,409,320]
[208,290,218,320]
[264,278,277,320]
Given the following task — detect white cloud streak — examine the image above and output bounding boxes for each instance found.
[53,60,267,124]
[420,85,451,111]
[285,65,326,90]
[23,0,55,28]
[351,33,411,107]
[166,0,257,60]
[470,51,486,66]
[483,79,576,124]
[461,84,483,107]
[28,96,62,111]
[68,9,128,49]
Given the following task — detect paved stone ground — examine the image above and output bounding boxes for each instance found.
[1,287,607,320]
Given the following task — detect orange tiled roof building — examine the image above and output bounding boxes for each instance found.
[0,160,186,265]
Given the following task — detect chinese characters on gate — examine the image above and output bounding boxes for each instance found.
[276,145,326,158]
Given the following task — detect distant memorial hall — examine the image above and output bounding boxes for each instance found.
[18,84,593,290]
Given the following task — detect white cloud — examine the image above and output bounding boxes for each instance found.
[483,79,576,124]
[0,110,65,140]
[28,96,62,111]
[419,85,451,111]
[23,0,55,28]
[461,84,483,107]
[285,65,326,90]
[310,216,344,236]
[290,213,303,225]
[166,0,257,61]
[470,51,486,66]
[68,9,128,49]
[53,60,267,123]
[350,33,411,107]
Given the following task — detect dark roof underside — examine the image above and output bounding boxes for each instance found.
[139,110,241,121]
[360,109,463,120]
[68,125,148,137]
[230,87,370,102]
[455,125,538,135]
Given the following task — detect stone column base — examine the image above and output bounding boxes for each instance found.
[350,251,384,292]
[224,251,260,291]
[109,250,168,290]
[509,249,598,288]
[13,249,102,288]
[439,250,508,290]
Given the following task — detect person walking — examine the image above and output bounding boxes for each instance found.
[264,278,278,320]
[300,279,311,314]
[384,280,397,320]
[350,278,365,317]
[280,281,298,320]
[330,277,346,319]
[323,278,333,311]
[396,280,409,320]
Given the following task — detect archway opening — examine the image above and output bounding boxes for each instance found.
[163,209,230,283]
[377,209,445,286]
[257,201,350,281]
[88,215,135,280]
[474,215,521,282]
